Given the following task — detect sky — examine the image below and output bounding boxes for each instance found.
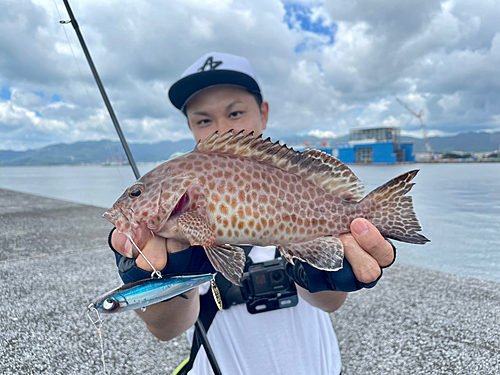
[1,0,500,151]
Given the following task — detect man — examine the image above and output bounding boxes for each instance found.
[110,52,395,374]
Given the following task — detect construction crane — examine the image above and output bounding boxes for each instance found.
[396,98,433,160]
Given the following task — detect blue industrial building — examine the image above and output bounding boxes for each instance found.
[338,127,415,164]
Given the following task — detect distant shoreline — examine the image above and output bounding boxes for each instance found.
[2,159,500,167]
[417,159,500,163]
[0,161,164,168]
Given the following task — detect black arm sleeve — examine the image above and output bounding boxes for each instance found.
[108,228,216,284]
[285,239,396,293]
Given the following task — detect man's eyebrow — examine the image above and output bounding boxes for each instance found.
[226,101,243,111]
[192,111,211,116]
[191,101,242,116]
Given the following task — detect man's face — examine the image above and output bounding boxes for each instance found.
[185,85,269,143]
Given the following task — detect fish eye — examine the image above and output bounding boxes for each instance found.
[129,187,143,198]
[103,298,117,311]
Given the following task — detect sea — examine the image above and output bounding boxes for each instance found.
[0,162,499,283]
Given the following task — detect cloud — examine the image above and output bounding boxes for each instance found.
[0,0,499,150]
[438,92,461,111]
[308,129,337,138]
[382,116,401,128]
[283,2,337,52]
[0,98,69,150]
[402,129,449,138]
[366,99,391,114]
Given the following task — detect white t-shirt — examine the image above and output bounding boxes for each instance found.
[186,246,342,375]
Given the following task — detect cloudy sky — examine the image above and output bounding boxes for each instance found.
[1,0,499,150]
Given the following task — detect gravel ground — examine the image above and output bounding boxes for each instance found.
[1,189,498,374]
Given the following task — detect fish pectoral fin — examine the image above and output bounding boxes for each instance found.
[178,210,216,246]
[278,236,344,272]
[204,244,246,286]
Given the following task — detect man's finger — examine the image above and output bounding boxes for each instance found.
[166,238,192,254]
[135,235,168,272]
[350,218,394,267]
[341,233,381,284]
[111,230,136,258]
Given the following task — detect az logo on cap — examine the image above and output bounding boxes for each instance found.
[198,56,223,72]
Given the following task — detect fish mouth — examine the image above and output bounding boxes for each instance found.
[102,205,120,224]
[103,205,133,225]
[102,210,115,224]
[102,207,136,257]
[102,205,137,245]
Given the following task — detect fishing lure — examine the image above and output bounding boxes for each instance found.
[89,273,215,314]
[86,271,222,373]
[86,238,223,373]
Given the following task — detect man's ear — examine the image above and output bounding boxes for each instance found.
[260,101,269,130]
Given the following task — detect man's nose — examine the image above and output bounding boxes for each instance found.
[216,120,236,133]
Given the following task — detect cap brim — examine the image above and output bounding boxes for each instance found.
[168,70,261,110]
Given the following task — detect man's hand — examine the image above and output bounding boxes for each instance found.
[111,230,190,272]
[340,218,395,284]
[282,218,395,313]
[110,230,198,341]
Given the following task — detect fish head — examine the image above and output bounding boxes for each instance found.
[103,181,153,238]
[103,162,200,246]
[102,176,171,250]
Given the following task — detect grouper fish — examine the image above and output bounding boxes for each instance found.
[103,130,429,285]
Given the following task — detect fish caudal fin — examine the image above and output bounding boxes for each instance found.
[204,244,246,286]
[278,236,344,271]
[361,170,430,244]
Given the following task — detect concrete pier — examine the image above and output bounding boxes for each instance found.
[0,188,498,374]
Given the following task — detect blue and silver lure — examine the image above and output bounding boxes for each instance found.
[86,274,218,373]
[89,273,214,314]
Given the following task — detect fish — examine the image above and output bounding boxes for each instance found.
[103,130,429,286]
[89,273,213,314]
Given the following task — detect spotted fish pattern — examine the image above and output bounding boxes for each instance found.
[104,130,429,285]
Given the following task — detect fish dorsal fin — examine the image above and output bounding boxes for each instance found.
[196,130,365,201]
[300,149,365,200]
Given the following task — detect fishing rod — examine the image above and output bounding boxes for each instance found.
[59,1,222,374]
[60,0,140,180]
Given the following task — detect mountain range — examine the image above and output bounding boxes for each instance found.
[1,131,499,166]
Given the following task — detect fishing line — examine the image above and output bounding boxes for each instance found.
[59,2,223,373]
[127,235,163,279]
[87,304,107,374]
[52,0,128,193]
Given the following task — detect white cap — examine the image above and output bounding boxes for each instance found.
[168,52,262,110]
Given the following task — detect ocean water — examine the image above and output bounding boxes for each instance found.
[0,162,499,283]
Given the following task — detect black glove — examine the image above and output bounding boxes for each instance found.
[108,228,215,284]
[285,239,396,293]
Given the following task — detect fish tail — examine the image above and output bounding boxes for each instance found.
[360,170,430,244]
